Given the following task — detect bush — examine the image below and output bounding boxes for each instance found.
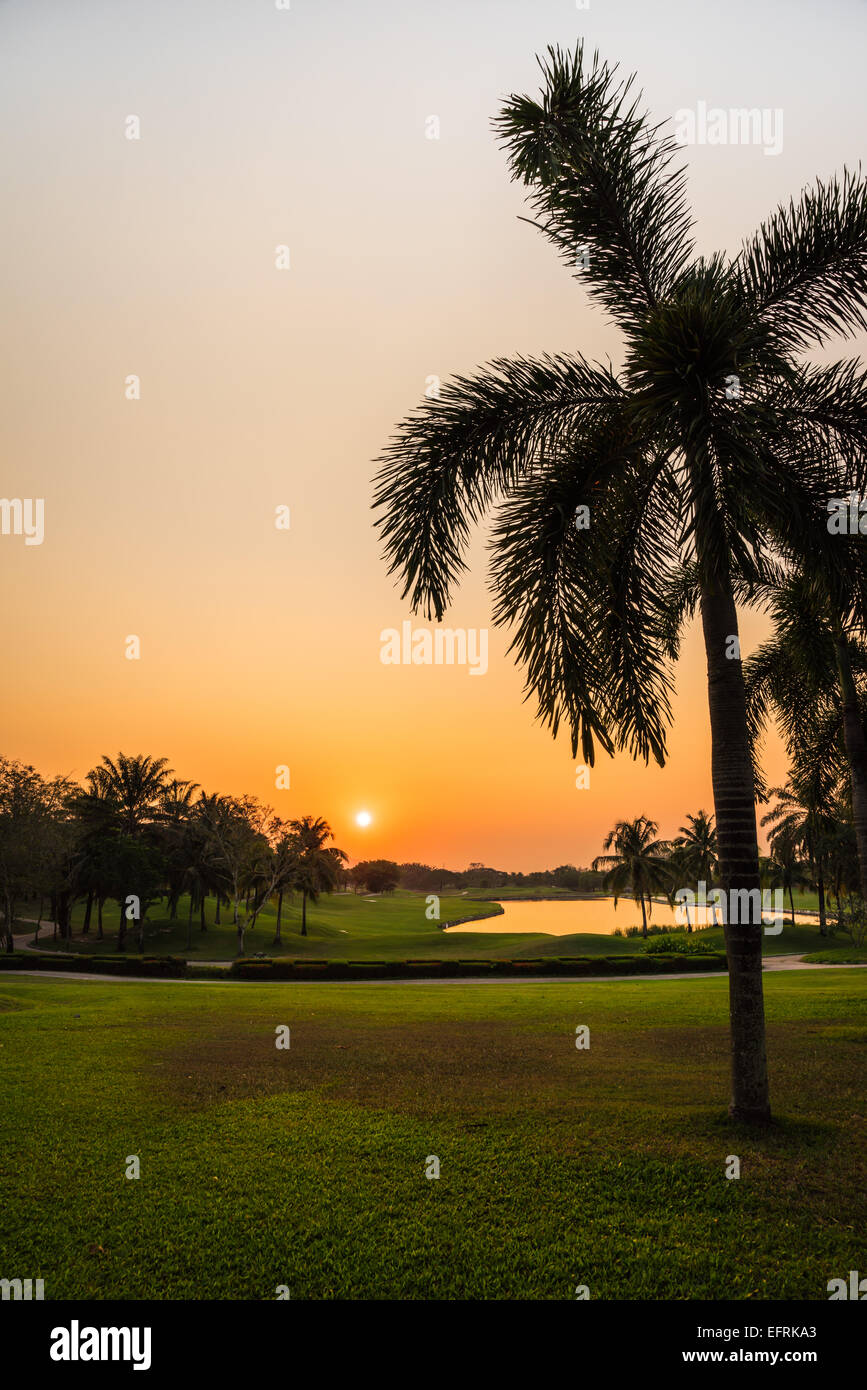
[613,923,675,939]
[834,898,867,947]
[0,953,187,977]
[643,935,721,956]
[222,953,726,981]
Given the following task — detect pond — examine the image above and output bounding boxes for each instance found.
[444,897,815,936]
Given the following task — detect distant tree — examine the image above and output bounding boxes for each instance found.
[95,753,173,836]
[761,832,810,926]
[108,837,165,952]
[552,864,584,891]
[352,859,401,893]
[761,771,838,934]
[0,760,59,951]
[593,817,674,938]
[199,795,271,955]
[289,816,347,936]
[669,811,719,929]
[398,862,444,892]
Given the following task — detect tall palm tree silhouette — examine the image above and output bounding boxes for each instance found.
[289,816,346,937]
[97,753,173,836]
[374,43,867,1122]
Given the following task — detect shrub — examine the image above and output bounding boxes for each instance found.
[0,953,187,977]
[613,923,675,939]
[643,935,719,955]
[835,897,867,947]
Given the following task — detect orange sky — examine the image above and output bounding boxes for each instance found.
[2,0,865,868]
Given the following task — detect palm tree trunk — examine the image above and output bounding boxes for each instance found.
[639,894,648,938]
[835,637,867,902]
[698,557,771,1124]
[816,861,827,937]
[97,897,104,940]
[82,891,93,935]
[788,884,796,926]
[274,889,283,945]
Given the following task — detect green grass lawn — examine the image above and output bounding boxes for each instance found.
[0,970,865,1299]
[18,887,863,963]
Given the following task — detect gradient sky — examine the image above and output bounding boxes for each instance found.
[2,0,865,869]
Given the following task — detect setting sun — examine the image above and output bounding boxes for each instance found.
[355,811,373,828]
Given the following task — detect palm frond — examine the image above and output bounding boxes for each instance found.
[733,169,867,351]
[373,354,623,619]
[494,43,694,326]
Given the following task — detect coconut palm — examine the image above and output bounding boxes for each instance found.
[373,43,867,1122]
[156,778,200,920]
[668,810,719,929]
[271,828,301,946]
[288,816,347,937]
[761,831,810,927]
[743,564,867,902]
[592,816,673,937]
[761,773,838,934]
[96,753,173,837]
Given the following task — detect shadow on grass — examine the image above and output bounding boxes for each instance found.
[680,1108,838,1153]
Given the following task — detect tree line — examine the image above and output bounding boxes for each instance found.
[354,861,603,894]
[0,753,345,954]
[593,803,864,942]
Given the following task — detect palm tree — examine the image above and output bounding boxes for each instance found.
[157,778,200,920]
[180,815,217,949]
[670,811,718,929]
[744,564,867,903]
[373,43,867,1122]
[592,816,673,938]
[67,768,123,940]
[271,828,301,946]
[97,753,173,837]
[761,831,810,927]
[288,816,347,937]
[761,774,838,934]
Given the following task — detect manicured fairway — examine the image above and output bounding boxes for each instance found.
[20,888,861,962]
[1,971,865,1299]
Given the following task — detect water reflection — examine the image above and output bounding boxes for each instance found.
[444,897,814,937]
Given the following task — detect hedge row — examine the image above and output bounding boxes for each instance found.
[0,951,728,981]
[0,953,188,977]
[229,953,727,980]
